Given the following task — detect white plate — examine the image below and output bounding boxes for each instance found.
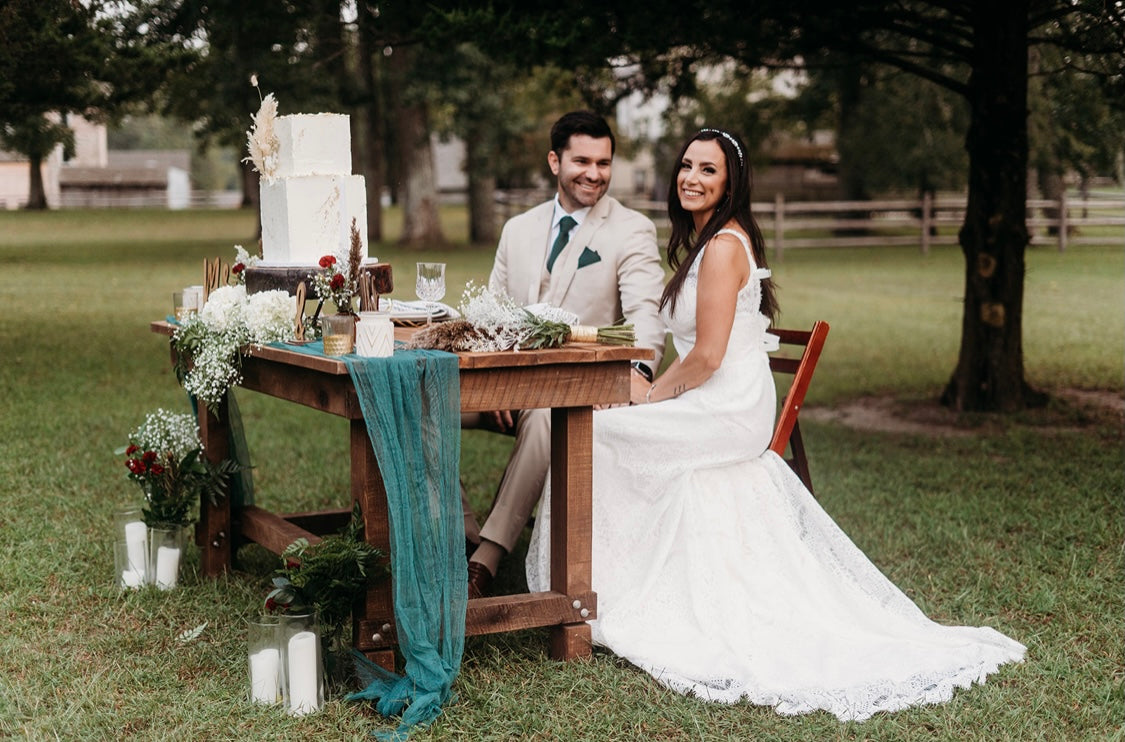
[381,299,458,322]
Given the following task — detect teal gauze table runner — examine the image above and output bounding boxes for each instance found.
[342,349,466,740]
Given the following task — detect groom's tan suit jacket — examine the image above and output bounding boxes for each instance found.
[489,195,666,359]
[472,195,666,552]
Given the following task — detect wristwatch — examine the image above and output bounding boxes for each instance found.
[631,361,654,382]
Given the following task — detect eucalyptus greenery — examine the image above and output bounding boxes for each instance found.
[520,310,635,349]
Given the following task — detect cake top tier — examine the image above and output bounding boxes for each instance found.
[275,113,352,178]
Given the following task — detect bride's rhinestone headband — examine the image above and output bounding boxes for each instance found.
[699,128,744,167]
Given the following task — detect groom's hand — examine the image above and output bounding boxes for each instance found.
[485,410,515,431]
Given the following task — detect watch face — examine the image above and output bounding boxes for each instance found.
[632,362,653,381]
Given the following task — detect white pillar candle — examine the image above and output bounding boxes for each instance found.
[249,647,280,704]
[154,545,181,590]
[120,568,145,588]
[287,630,320,716]
[124,521,147,574]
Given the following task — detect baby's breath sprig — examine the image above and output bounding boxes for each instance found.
[407,282,636,352]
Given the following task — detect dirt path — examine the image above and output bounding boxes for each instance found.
[803,388,1124,436]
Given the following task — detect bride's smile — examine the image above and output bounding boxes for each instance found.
[677,139,728,225]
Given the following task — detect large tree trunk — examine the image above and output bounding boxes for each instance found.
[467,168,497,245]
[1036,168,1067,237]
[834,59,872,233]
[836,60,870,203]
[353,8,384,242]
[941,2,1044,412]
[387,47,445,247]
[238,159,262,242]
[24,153,47,210]
[465,124,497,245]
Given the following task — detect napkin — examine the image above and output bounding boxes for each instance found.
[380,299,461,318]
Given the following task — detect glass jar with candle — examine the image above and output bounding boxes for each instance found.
[247,615,282,705]
[113,506,147,589]
[321,315,355,356]
[279,612,324,716]
[147,526,185,590]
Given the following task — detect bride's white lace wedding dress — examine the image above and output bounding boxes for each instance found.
[526,230,1025,721]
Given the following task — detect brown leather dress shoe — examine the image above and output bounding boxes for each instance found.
[467,561,494,600]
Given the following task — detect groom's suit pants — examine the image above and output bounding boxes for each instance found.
[461,408,551,553]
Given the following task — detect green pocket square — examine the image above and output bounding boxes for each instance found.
[577,247,602,268]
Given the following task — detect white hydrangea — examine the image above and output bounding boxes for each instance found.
[200,285,247,335]
[244,289,294,344]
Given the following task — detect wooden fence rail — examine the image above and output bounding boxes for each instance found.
[498,190,1125,258]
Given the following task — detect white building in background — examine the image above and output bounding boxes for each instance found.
[0,114,108,209]
[0,115,192,209]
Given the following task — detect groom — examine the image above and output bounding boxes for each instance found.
[465,110,666,597]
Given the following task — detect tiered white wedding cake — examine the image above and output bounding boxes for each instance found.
[258,113,368,266]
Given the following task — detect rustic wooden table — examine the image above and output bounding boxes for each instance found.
[152,321,650,669]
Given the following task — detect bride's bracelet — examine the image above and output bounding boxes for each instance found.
[645,384,656,404]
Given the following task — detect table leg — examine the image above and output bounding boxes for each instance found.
[197,399,233,576]
[548,406,594,659]
[351,419,396,672]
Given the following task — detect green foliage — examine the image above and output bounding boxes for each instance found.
[657,63,799,175]
[518,312,571,349]
[519,312,636,350]
[119,408,243,528]
[266,504,385,645]
[139,448,240,528]
[140,0,343,150]
[823,65,970,196]
[0,114,75,161]
[1029,44,1125,183]
[0,0,111,119]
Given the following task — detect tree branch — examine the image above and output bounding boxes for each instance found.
[838,39,969,97]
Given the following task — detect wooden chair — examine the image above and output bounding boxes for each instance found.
[767,321,830,494]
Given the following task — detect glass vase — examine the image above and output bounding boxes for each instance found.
[322,314,355,356]
[247,615,282,705]
[279,612,324,716]
[113,506,148,589]
[147,526,185,590]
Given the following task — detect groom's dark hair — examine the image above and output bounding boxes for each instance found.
[550,111,616,156]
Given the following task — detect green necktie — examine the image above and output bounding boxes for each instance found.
[546,215,577,273]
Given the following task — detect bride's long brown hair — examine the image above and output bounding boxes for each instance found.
[659,129,778,323]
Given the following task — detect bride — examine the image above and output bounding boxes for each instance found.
[526,128,1025,721]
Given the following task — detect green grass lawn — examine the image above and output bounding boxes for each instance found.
[0,208,1121,740]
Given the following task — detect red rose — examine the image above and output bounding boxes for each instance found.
[142,450,157,464]
[150,464,165,475]
[285,559,300,570]
[232,262,245,274]
[126,444,139,455]
[330,273,346,290]
[265,597,278,611]
[319,255,336,268]
[127,459,145,474]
